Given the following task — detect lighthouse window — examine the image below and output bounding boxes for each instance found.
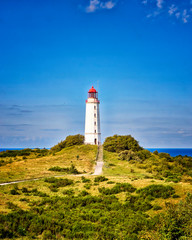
[94,113,96,118]
[94,106,96,110]
[94,122,96,126]
[95,130,96,133]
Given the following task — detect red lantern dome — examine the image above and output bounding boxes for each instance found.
[87,86,98,99]
[88,86,97,93]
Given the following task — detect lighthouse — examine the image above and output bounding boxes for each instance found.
[85,86,101,145]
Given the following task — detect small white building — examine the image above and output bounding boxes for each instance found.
[84,86,101,145]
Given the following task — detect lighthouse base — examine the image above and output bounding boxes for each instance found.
[84,133,101,145]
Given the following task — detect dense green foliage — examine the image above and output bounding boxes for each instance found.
[94,176,108,183]
[44,177,74,192]
[98,183,136,195]
[48,164,80,174]
[50,134,84,152]
[1,180,191,239]
[136,184,175,199]
[103,135,143,153]
[0,148,49,158]
[81,176,91,183]
[148,193,192,239]
[118,149,152,162]
[131,152,192,183]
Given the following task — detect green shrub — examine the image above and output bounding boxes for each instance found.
[107,181,115,184]
[84,184,91,189]
[79,190,89,197]
[158,152,172,161]
[21,187,29,193]
[103,134,143,153]
[125,194,152,211]
[63,189,74,196]
[153,150,158,155]
[94,176,108,183]
[154,193,192,239]
[172,194,180,198]
[44,177,58,183]
[10,189,20,195]
[7,202,20,211]
[136,184,175,199]
[153,205,162,210]
[137,149,151,160]
[19,198,29,202]
[99,183,136,195]
[50,134,84,152]
[119,150,140,161]
[48,164,80,174]
[81,176,91,183]
[0,148,49,158]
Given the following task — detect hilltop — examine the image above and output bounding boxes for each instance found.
[0,135,98,183]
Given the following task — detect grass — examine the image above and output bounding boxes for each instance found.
[0,146,192,217]
[103,150,153,180]
[0,145,97,183]
[0,173,191,215]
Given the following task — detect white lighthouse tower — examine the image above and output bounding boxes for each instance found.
[85,86,101,145]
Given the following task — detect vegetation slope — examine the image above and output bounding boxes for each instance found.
[0,134,192,239]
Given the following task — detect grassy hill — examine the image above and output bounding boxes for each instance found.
[0,135,192,239]
[0,145,97,183]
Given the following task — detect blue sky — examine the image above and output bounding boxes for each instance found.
[0,0,192,148]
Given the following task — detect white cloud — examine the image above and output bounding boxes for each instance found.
[157,0,163,9]
[175,12,181,19]
[146,11,160,18]
[168,4,177,16]
[143,0,192,24]
[85,0,116,13]
[85,0,100,13]
[182,9,190,23]
[103,1,116,9]
[142,0,148,5]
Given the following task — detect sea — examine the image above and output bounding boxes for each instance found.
[0,148,192,157]
[147,148,192,157]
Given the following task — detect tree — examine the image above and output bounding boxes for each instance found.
[50,134,84,152]
[103,135,143,153]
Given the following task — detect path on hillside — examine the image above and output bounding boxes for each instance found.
[0,146,104,186]
[92,145,104,175]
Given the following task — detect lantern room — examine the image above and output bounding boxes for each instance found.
[88,86,98,99]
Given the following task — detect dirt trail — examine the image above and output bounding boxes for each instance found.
[92,145,104,175]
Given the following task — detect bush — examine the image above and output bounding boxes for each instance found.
[10,189,20,195]
[45,177,74,192]
[119,150,140,161]
[153,205,162,210]
[103,135,143,153]
[137,150,151,160]
[44,177,58,183]
[158,152,172,161]
[94,176,108,183]
[49,164,80,174]
[50,134,84,152]
[107,181,115,184]
[79,190,89,197]
[84,184,91,190]
[99,183,136,195]
[125,194,152,211]
[136,184,175,199]
[81,176,91,183]
[63,189,74,196]
[0,148,49,158]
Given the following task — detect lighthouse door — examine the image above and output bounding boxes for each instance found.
[94,138,97,145]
